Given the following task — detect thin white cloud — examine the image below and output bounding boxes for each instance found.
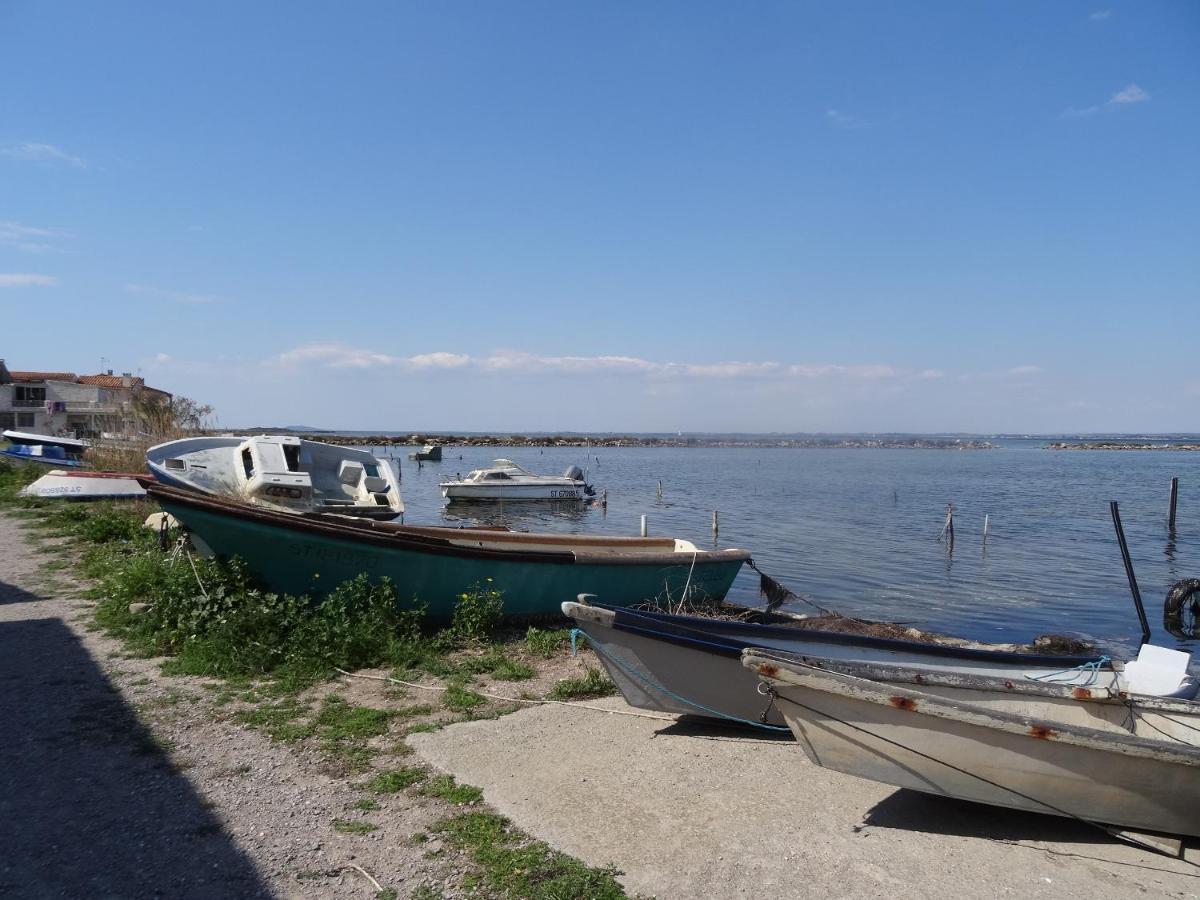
[407,352,471,369]
[825,109,866,130]
[0,272,58,287]
[153,352,172,364]
[1110,84,1150,105]
[270,342,396,369]
[266,344,945,385]
[1063,83,1151,118]
[1007,365,1043,376]
[1089,9,1112,20]
[1,142,87,168]
[124,283,224,304]
[0,220,63,253]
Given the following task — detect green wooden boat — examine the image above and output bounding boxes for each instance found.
[146,483,750,619]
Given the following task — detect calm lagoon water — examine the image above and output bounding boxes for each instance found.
[366,443,1199,659]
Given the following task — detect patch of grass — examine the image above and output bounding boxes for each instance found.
[352,797,381,811]
[332,818,378,835]
[451,580,504,640]
[314,694,394,740]
[525,626,572,659]
[434,812,627,899]
[406,722,441,735]
[310,694,397,774]
[409,886,443,900]
[394,702,434,719]
[490,656,534,681]
[548,666,615,700]
[422,775,482,805]
[234,700,314,743]
[363,766,426,793]
[442,682,486,712]
[376,889,398,900]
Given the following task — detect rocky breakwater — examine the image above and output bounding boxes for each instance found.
[1047,441,1200,451]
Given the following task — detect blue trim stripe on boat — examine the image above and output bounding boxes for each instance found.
[602,603,1109,669]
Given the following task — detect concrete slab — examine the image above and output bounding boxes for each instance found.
[410,699,1200,899]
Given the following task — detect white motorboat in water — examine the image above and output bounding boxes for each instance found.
[440,459,593,502]
[146,435,404,519]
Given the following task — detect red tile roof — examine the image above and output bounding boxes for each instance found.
[78,374,144,389]
[9,371,78,383]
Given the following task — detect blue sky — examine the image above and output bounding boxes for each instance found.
[2,2,1197,433]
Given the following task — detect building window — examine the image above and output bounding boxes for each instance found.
[0,412,14,430]
[13,386,46,408]
[16,412,35,428]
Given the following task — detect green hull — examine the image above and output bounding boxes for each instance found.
[155,491,748,619]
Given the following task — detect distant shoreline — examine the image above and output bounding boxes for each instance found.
[1046,441,1200,451]
[234,432,996,450]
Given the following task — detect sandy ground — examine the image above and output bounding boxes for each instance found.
[410,692,1200,898]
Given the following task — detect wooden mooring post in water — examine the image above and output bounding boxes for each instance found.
[712,510,719,538]
[983,514,990,544]
[938,503,955,548]
[640,514,647,537]
[1169,477,1179,532]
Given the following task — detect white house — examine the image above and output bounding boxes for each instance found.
[0,359,172,439]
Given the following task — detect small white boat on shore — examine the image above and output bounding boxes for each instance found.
[2,429,88,468]
[146,435,404,519]
[440,459,593,502]
[744,645,1200,838]
[19,469,148,500]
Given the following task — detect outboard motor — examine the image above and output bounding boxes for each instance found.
[563,465,584,482]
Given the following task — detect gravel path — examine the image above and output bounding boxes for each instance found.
[0,510,478,899]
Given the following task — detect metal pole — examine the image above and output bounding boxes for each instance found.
[712,510,719,538]
[640,514,647,537]
[1109,500,1151,645]
[1168,477,1178,532]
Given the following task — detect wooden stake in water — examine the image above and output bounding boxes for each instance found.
[657,480,663,498]
[938,503,955,548]
[983,514,990,543]
[640,514,647,537]
[712,510,719,538]
[1169,477,1179,532]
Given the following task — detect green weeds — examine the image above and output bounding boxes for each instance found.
[548,666,616,700]
[434,812,627,899]
[525,626,572,658]
[332,819,378,835]
[421,775,482,805]
[363,766,427,793]
[442,682,486,712]
[450,580,504,640]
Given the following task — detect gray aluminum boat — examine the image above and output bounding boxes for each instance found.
[744,648,1200,837]
[563,600,1123,729]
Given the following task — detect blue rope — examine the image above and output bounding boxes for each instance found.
[1024,656,1111,687]
[569,628,792,732]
